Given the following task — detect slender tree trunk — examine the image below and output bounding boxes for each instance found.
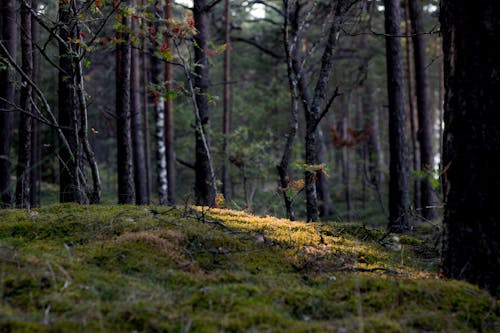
[164,0,175,204]
[364,78,386,215]
[339,99,352,220]
[131,0,148,205]
[58,0,84,203]
[150,11,168,206]
[30,0,40,207]
[221,0,231,201]
[404,0,420,212]
[408,0,437,220]
[383,0,411,232]
[440,0,500,296]
[193,0,216,207]
[316,126,334,217]
[16,0,33,208]
[0,0,17,208]
[116,12,135,204]
[141,0,151,203]
[278,3,299,221]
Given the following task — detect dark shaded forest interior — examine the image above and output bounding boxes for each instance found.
[0,0,499,330]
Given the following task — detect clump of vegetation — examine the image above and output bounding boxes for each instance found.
[0,204,498,332]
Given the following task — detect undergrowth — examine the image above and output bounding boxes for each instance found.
[0,204,498,332]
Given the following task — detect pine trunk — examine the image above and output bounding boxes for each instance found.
[131,0,148,205]
[408,0,437,220]
[0,0,16,208]
[116,13,135,204]
[58,0,84,203]
[440,0,500,296]
[16,0,33,208]
[193,0,216,207]
[383,0,411,231]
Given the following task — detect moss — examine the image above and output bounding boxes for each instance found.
[0,204,498,332]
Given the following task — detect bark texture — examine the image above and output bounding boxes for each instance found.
[16,0,33,208]
[409,0,437,220]
[441,0,500,296]
[58,0,84,203]
[193,0,216,207]
[0,0,17,208]
[115,13,135,204]
[165,0,175,204]
[383,0,411,231]
[131,0,148,205]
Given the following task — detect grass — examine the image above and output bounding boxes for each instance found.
[0,204,498,332]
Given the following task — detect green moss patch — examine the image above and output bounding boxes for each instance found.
[0,204,498,332]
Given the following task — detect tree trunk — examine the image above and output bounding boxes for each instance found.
[164,0,175,204]
[193,0,216,207]
[316,126,334,217]
[141,0,151,203]
[131,0,148,205]
[16,0,33,208]
[408,0,437,220]
[0,0,16,208]
[440,0,500,296]
[364,78,386,215]
[383,0,411,232]
[30,0,40,207]
[115,12,135,204]
[221,0,231,201]
[150,10,168,206]
[58,0,84,203]
[404,0,421,212]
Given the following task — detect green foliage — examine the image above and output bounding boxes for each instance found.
[0,205,498,332]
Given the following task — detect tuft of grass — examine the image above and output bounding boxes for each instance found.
[0,204,498,332]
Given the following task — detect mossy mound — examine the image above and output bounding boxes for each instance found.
[0,204,498,332]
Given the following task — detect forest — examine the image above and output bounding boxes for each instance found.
[0,0,499,331]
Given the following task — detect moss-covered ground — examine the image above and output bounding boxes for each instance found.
[0,204,498,332]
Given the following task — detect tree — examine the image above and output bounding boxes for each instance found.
[165,0,176,204]
[286,0,348,222]
[0,0,17,208]
[193,0,217,207]
[383,0,410,231]
[221,0,232,202]
[408,0,437,220]
[130,0,148,205]
[15,0,33,208]
[58,0,84,203]
[150,3,168,206]
[440,0,500,296]
[115,8,135,204]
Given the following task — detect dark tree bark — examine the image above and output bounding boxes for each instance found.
[58,0,84,203]
[141,0,151,203]
[115,12,135,204]
[0,0,17,208]
[30,0,40,207]
[440,0,500,296]
[316,127,334,217]
[383,0,411,231]
[16,0,33,208]
[408,0,437,220]
[278,3,299,221]
[131,0,148,205]
[363,78,386,215]
[403,0,421,212]
[290,0,348,222]
[164,0,175,204]
[221,0,231,201]
[193,0,216,207]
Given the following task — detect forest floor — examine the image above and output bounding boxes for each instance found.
[0,204,498,332]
